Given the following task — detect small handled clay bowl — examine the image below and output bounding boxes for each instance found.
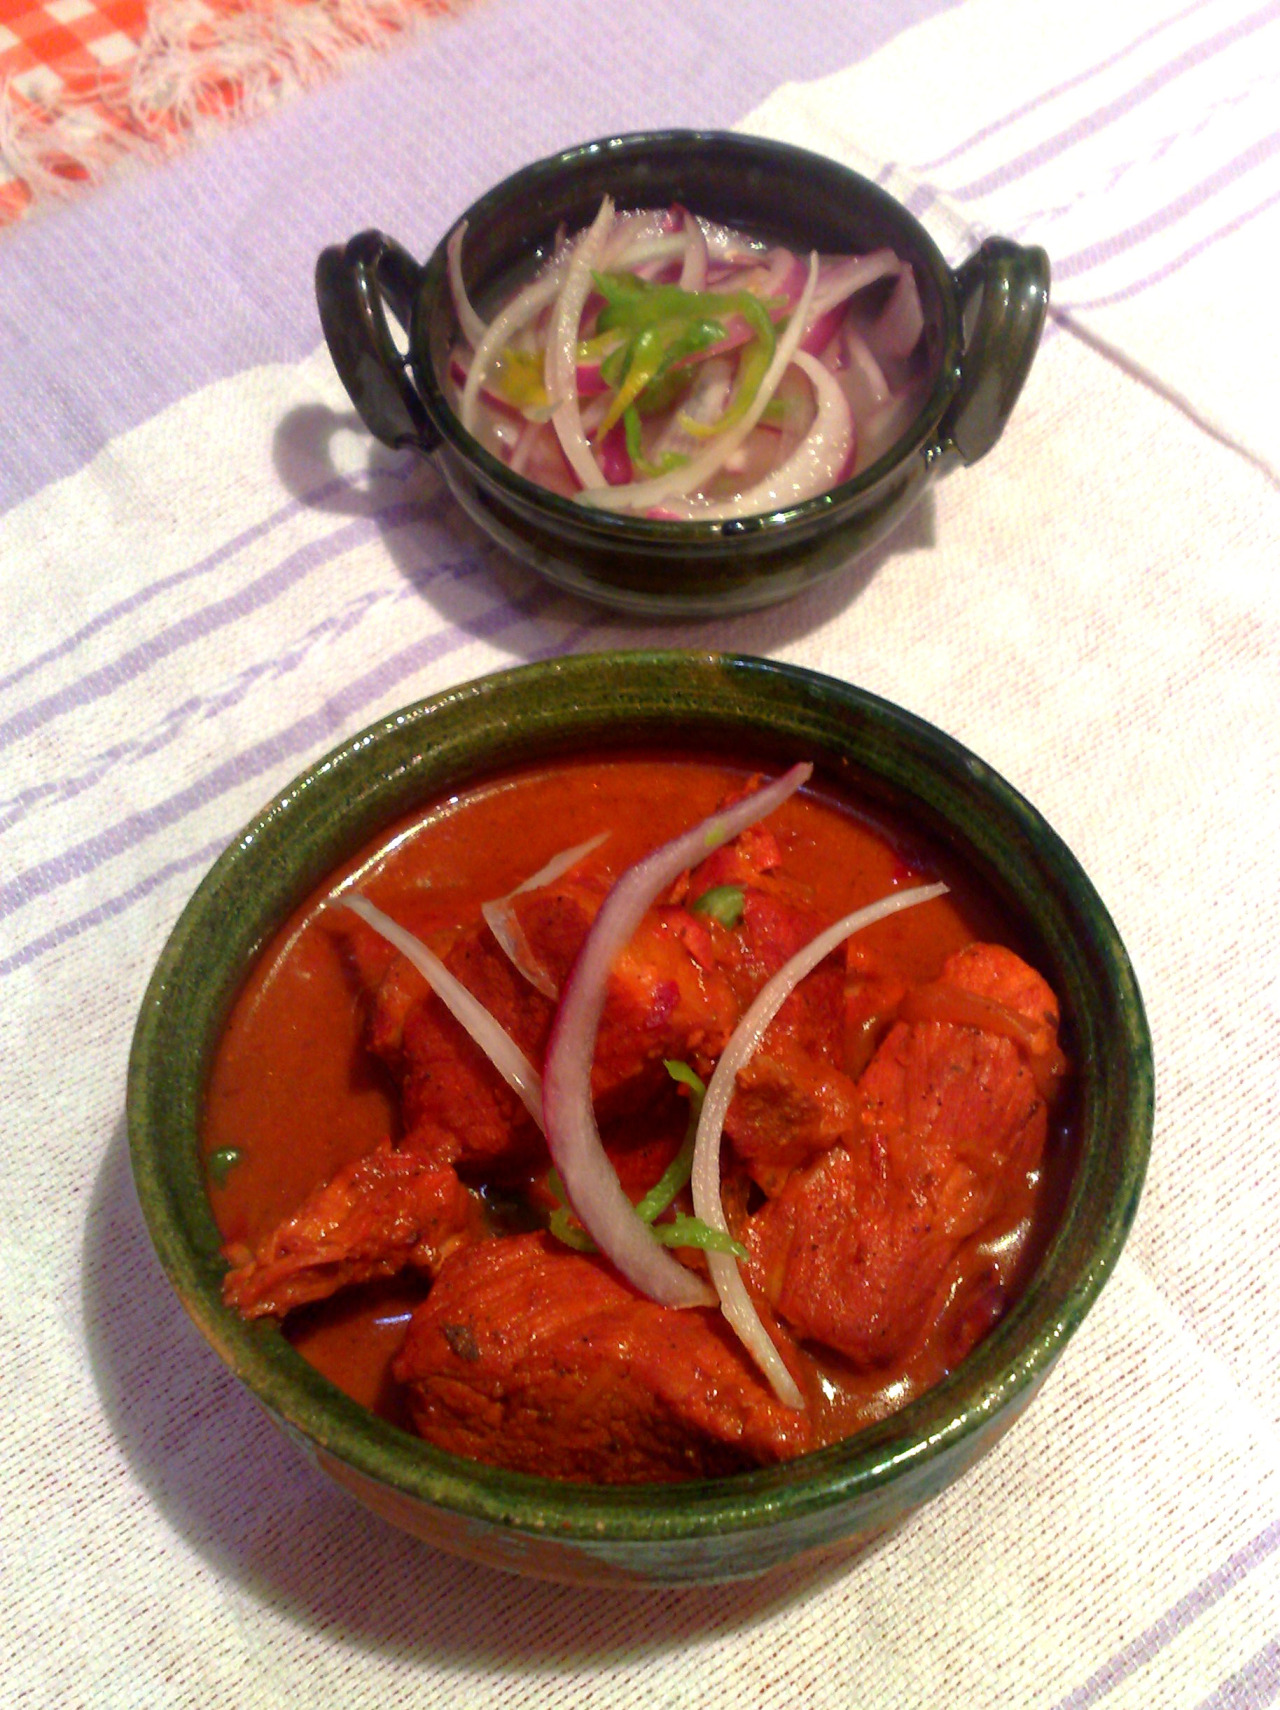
[316,130,1049,617]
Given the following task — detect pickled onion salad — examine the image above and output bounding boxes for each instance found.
[445,200,928,520]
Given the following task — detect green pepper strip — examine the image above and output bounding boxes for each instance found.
[677,291,778,441]
[623,406,687,481]
[545,1061,747,1260]
[690,884,746,929]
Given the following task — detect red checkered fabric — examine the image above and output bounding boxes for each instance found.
[0,0,467,228]
[0,0,147,221]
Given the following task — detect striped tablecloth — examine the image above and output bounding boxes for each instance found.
[1,0,1277,1704]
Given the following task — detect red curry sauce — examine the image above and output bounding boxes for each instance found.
[204,755,1066,1466]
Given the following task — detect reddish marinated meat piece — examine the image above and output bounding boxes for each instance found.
[746,943,1061,1367]
[394,1232,811,1481]
[398,926,554,1173]
[222,1141,483,1320]
[843,943,909,1080]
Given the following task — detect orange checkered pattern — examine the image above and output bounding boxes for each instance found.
[0,0,467,229]
[0,0,149,222]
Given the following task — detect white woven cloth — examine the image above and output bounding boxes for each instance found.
[2,0,1277,1703]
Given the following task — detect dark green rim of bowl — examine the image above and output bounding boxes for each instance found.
[127,651,1152,1544]
[411,129,962,544]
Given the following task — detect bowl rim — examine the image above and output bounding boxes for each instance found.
[407,128,965,544]
[127,651,1153,1544]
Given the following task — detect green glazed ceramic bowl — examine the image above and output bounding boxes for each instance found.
[127,653,1150,1587]
[316,130,1049,617]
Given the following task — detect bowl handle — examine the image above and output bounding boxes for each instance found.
[315,230,441,453]
[936,238,1049,466]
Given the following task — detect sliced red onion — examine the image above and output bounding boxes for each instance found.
[806,250,901,323]
[678,206,709,292]
[547,197,615,490]
[339,893,544,1129]
[576,253,820,514]
[842,324,892,410]
[542,763,812,1309]
[508,417,542,476]
[691,881,949,1406]
[481,832,609,1000]
[874,264,925,360]
[446,220,489,351]
[658,350,853,521]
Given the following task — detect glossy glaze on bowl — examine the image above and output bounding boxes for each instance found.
[127,653,1150,1586]
[316,132,1049,615]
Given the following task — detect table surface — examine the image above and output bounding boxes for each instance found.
[2,1,1278,1705]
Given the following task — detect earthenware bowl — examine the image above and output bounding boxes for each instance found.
[315,130,1049,616]
[127,652,1150,1587]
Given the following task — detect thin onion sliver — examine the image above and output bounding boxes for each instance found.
[446,221,488,350]
[691,881,950,1407]
[481,832,609,998]
[339,894,544,1129]
[547,197,615,489]
[541,763,813,1309]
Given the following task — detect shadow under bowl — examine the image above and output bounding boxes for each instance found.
[316,130,1049,616]
[127,652,1150,1587]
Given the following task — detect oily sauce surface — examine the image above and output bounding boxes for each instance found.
[204,755,1063,1451]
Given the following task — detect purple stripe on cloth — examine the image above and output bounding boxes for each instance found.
[1191,1640,1280,1709]
[0,0,964,516]
[1061,182,1280,308]
[0,461,414,698]
[1051,1517,1280,1710]
[949,0,1280,199]
[0,575,557,939]
[0,581,568,976]
[1053,128,1280,282]
[0,495,443,755]
[0,833,232,981]
[918,0,1225,170]
[0,576,443,835]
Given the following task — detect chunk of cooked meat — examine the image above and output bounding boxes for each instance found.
[221,1142,482,1319]
[746,943,1061,1368]
[394,1232,811,1481]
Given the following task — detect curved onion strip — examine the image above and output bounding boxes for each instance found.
[843,323,891,408]
[690,881,950,1406]
[659,350,853,521]
[875,265,925,359]
[508,417,542,475]
[446,220,489,350]
[806,250,900,323]
[461,263,567,434]
[547,197,615,489]
[678,208,709,292]
[577,252,820,513]
[542,762,813,1309]
[481,832,609,999]
[339,894,544,1129]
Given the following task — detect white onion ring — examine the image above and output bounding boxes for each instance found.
[577,252,821,514]
[446,220,488,350]
[481,832,608,999]
[658,349,853,521]
[542,763,813,1308]
[339,894,544,1129]
[691,881,950,1406]
[547,197,615,489]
